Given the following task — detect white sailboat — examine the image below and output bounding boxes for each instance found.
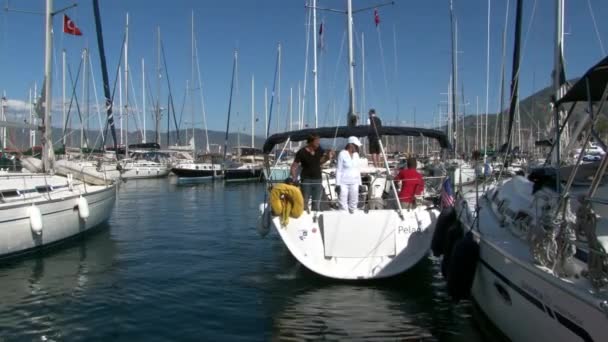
[258,1,448,280]
[0,0,116,259]
[441,1,608,340]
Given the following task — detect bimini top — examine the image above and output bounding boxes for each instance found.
[262,125,450,154]
[556,55,608,105]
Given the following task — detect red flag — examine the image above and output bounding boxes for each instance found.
[63,15,83,36]
[374,9,380,27]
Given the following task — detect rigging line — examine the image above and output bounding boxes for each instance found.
[87,55,105,149]
[160,39,180,143]
[194,33,210,153]
[376,25,391,113]
[177,82,187,132]
[65,60,89,148]
[103,32,126,142]
[322,29,346,127]
[301,1,312,130]
[586,0,606,56]
[127,63,142,139]
[60,56,83,146]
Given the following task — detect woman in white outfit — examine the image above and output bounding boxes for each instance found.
[336,136,362,213]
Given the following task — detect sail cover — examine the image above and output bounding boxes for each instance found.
[556,55,608,105]
[262,126,450,154]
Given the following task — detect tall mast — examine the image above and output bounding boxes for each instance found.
[92,0,118,153]
[29,87,33,148]
[62,49,66,147]
[192,13,209,152]
[191,10,195,152]
[449,0,458,156]
[119,66,123,146]
[361,32,366,124]
[251,74,255,148]
[312,0,319,128]
[142,58,146,143]
[124,13,129,157]
[505,0,522,161]
[346,0,357,127]
[81,48,86,148]
[497,0,510,149]
[552,0,565,167]
[264,87,268,138]
[42,0,54,172]
[156,26,161,145]
[277,43,282,133]
[289,87,293,150]
[484,0,491,161]
[223,50,238,163]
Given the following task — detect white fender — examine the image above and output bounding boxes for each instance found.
[256,203,271,237]
[29,205,43,234]
[77,196,90,220]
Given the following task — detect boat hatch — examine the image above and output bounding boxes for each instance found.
[35,185,54,193]
[0,189,20,200]
[321,211,397,258]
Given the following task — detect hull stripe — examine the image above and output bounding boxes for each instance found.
[479,258,594,342]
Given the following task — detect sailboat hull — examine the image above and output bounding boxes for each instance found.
[271,208,437,280]
[456,178,607,342]
[472,232,605,342]
[224,168,264,182]
[0,183,116,259]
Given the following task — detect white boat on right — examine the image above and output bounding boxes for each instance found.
[439,19,608,341]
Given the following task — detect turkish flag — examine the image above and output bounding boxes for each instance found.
[374,9,380,27]
[63,15,83,36]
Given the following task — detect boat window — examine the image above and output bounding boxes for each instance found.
[36,185,54,193]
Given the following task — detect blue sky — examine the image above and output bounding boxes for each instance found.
[1,0,607,140]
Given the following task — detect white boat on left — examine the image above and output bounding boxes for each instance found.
[0,172,116,259]
[0,0,117,259]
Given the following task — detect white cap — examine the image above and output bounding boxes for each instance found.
[347,136,362,147]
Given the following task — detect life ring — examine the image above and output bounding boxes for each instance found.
[269,183,304,226]
[446,231,480,301]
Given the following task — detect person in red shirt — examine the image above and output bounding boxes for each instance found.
[394,157,424,206]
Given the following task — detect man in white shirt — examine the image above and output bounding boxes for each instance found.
[336,136,363,213]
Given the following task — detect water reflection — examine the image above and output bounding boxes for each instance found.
[0,226,117,339]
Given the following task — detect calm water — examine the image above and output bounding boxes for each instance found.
[0,179,488,341]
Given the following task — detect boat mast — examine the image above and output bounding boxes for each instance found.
[62,49,66,148]
[361,32,366,124]
[346,0,357,127]
[449,0,458,157]
[484,0,491,161]
[497,0,509,150]
[156,27,161,145]
[42,0,54,172]
[505,0,522,163]
[142,58,146,143]
[92,0,118,154]
[251,74,255,148]
[29,87,33,148]
[552,0,565,168]
[312,0,319,128]
[264,87,268,138]
[192,14,209,153]
[124,13,129,157]
[119,67,123,146]
[223,50,238,163]
[191,11,195,152]
[81,48,86,148]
